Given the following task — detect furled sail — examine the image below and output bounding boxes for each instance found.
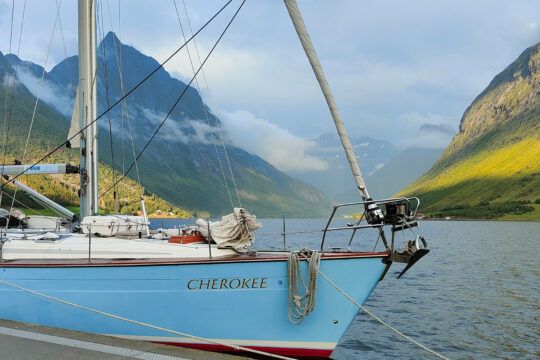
[67,86,81,148]
[197,208,262,252]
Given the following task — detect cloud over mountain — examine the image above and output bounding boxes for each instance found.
[220,109,328,172]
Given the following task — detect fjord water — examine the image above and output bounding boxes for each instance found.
[151,219,539,359]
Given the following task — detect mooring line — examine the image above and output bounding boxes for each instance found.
[0,279,294,360]
[318,270,450,360]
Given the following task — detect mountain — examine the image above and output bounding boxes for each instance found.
[336,147,444,202]
[399,42,540,220]
[2,32,332,217]
[287,133,398,198]
[0,50,194,217]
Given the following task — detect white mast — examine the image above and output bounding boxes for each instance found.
[283,0,370,200]
[78,0,98,218]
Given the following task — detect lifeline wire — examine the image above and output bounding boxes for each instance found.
[0,279,294,360]
[318,270,451,360]
[99,0,247,199]
[0,0,234,190]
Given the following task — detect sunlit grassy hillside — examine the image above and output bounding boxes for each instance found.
[399,43,540,220]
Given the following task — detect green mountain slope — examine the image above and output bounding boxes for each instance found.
[399,43,540,220]
[0,51,197,218]
[1,40,332,218]
[336,147,444,202]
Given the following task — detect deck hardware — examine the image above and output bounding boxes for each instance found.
[88,224,92,262]
[207,218,212,258]
[282,216,286,250]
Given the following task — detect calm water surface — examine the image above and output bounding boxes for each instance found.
[151,218,539,359]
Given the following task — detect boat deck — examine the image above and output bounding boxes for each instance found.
[0,319,248,360]
[0,250,389,267]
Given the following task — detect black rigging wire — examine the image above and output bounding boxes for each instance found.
[0,0,233,191]
[99,0,247,199]
[1,0,17,179]
[1,0,27,207]
[97,0,118,208]
[173,0,235,210]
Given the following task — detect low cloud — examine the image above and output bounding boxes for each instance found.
[219,110,328,173]
[398,112,456,149]
[404,122,456,149]
[139,107,220,145]
[1,71,18,87]
[418,123,456,136]
[15,68,73,117]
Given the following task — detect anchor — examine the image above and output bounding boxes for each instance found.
[380,235,430,280]
[395,235,430,278]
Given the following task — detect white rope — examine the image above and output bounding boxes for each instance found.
[0,279,294,360]
[318,270,450,360]
[287,249,321,324]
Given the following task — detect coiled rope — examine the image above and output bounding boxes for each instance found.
[287,249,321,324]
[0,279,294,360]
[318,270,450,360]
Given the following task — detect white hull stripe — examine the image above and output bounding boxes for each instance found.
[0,326,188,360]
[110,334,337,350]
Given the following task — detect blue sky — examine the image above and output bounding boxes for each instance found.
[0,0,539,172]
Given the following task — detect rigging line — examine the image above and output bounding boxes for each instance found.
[7,0,62,222]
[97,0,118,207]
[1,0,15,126]
[181,0,242,208]
[0,190,51,219]
[318,270,451,360]
[172,0,235,210]
[0,0,18,188]
[105,0,144,203]
[99,0,247,199]
[118,0,125,203]
[56,0,68,62]
[105,0,128,204]
[0,0,234,190]
[56,0,74,97]
[8,0,15,52]
[116,0,127,204]
[0,0,27,169]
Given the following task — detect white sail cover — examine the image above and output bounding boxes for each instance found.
[196,208,262,252]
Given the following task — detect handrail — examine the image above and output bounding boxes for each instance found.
[325,224,380,232]
[320,197,420,252]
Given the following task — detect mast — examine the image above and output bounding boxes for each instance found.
[78,0,98,218]
[283,0,370,200]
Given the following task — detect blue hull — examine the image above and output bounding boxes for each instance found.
[0,254,386,357]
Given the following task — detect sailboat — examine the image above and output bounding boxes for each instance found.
[0,0,429,358]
